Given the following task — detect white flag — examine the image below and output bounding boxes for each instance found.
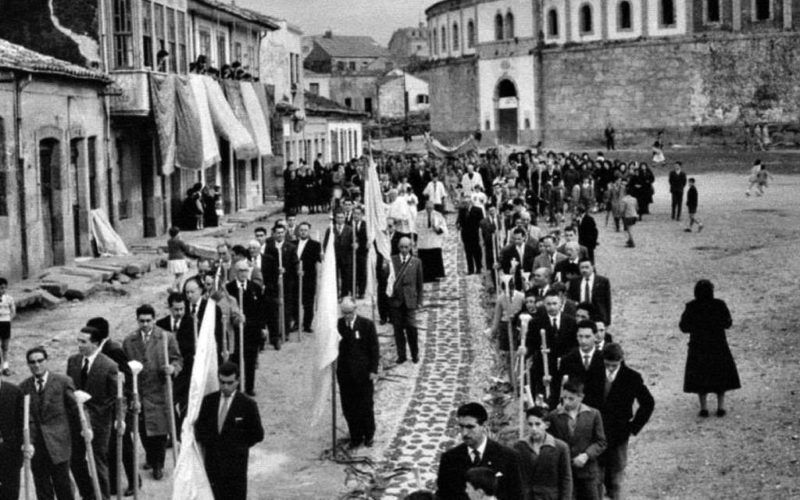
[311,231,342,426]
[172,300,219,500]
[364,158,394,297]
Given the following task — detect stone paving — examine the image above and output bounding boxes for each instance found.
[381,215,481,498]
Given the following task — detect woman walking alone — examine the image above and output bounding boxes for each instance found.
[679,279,741,417]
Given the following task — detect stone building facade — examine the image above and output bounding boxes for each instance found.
[426,0,800,147]
[388,24,431,61]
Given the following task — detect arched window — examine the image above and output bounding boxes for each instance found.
[580,4,593,33]
[452,22,459,50]
[755,0,770,20]
[441,26,447,52]
[661,0,676,26]
[467,20,476,48]
[431,30,437,55]
[706,0,720,22]
[618,1,632,30]
[495,13,504,40]
[505,11,515,39]
[547,9,559,36]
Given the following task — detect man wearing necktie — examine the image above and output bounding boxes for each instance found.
[352,207,369,298]
[20,346,80,500]
[436,402,522,500]
[568,259,612,326]
[226,261,266,396]
[122,304,183,480]
[415,199,448,283]
[67,327,119,499]
[336,298,379,449]
[324,211,355,298]
[552,321,606,409]
[195,362,264,500]
[389,237,424,364]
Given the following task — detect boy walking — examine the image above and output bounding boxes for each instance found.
[685,178,703,233]
[547,379,607,500]
[0,278,15,375]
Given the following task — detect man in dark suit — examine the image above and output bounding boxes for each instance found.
[553,320,605,409]
[523,291,578,398]
[67,326,119,499]
[263,223,299,347]
[337,297,379,448]
[436,402,522,500]
[295,222,321,332]
[352,207,369,298]
[568,259,612,326]
[408,161,430,210]
[386,218,402,256]
[597,344,654,500]
[0,377,23,500]
[86,317,137,496]
[324,211,355,297]
[456,192,485,274]
[557,226,589,262]
[500,227,539,291]
[669,162,687,221]
[479,205,501,291]
[195,362,264,500]
[226,261,266,396]
[576,206,599,264]
[389,237,424,364]
[182,279,223,412]
[20,346,80,500]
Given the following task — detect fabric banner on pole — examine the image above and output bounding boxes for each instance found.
[364,158,393,297]
[221,80,257,152]
[174,76,204,170]
[240,82,272,157]
[424,132,478,159]
[311,232,341,427]
[188,74,221,168]
[172,300,219,500]
[149,74,177,176]
[202,76,259,160]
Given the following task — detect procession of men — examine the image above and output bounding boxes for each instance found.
[4,146,739,500]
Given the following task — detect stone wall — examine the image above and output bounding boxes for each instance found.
[427,57,480,144]
[540,32,800,148]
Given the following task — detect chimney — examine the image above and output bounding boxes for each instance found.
[324,30,333,38]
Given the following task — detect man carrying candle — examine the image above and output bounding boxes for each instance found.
[66,326,119,499]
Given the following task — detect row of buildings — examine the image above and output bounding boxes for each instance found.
[0,0,367,281]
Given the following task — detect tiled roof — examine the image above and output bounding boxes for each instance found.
[311,36,390,58]
[0,38,109,82]
[304,91,367,118]
[191,0,280,29]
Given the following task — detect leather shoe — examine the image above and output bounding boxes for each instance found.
[364,438,374,447]
[698,409,709,418]
[412,356,419,364]
[123,487,135,497]
[273,340,282,351]
[348,440,362,450]
[716,409,727,417]
[142,462,152,471]
[395,357,407,364]
[379,319,387,325]
[245,390,256,397]
[153,467,163,480]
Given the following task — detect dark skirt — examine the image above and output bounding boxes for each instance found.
[683,337,741,394]
[418,248,444,283]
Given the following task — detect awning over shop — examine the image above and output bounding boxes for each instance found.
[240,81,273,157]
[203,76,259,160]
[189,74,222,168]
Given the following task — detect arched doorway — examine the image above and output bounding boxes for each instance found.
[496,79,518,144]
[39,138,65,266]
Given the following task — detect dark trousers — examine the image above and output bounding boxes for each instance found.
[0,463,21,500]
[265,296,291,344]
[586,245,596,265]
[335,256,353,297]
[337,373,375,444]
[573,475,601,500]
[138,415,166,470]
[299,277,316,330]
[107,426,135,493]
[355,251,367,296]
[72,424,111,499]
[599,439,628,500]
[484,241,496,288]
[671,192,683,220]
[31,435,74,500]
[234,330,261,393]
[391,303,418,360]
[462,236,482,274]
[206,462,248,500]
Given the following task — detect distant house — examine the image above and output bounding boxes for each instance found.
[378,70,429,118]
[388,24,430,62]
[303,31,392,75]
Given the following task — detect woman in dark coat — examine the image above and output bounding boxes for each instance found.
[679,279,741,417]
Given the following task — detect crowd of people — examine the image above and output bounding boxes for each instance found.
[0,143,746,500]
